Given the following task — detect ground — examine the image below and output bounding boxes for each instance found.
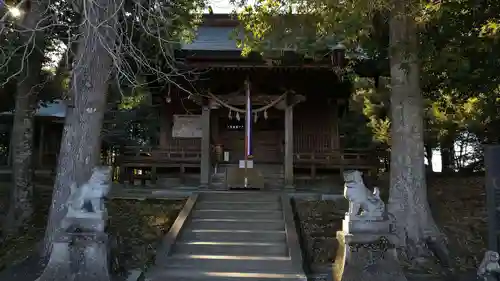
[0,173,488,278]
[107,198,185,270]
[294,173,487,278]
[293,199,346,265]
[0,185,50,270]
[0,183,184,272]
[429,175,486,271]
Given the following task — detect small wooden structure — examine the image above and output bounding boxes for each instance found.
[0,100,65,170]
[115,14,383,189]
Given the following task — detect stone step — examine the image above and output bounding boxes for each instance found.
[172,241,288,256]
[264,178,284,182]
[157,177,182,183]
[210,180,226,185]
[189,219,285,231]
[266,182,285,188]
[212,171,284,177]
[179,229,287,243]
[199,192,280,202]
[161,255,295,272]
[266,172,284,175]
[147,269,307,281]
[196,201,281,211]
[191,210,283,220]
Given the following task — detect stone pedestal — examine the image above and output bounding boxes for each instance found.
[35,239,72,281]
[37,231,111,281]
[342,215,395,233]
[71,232,111,281]
[61,213,108,232]
[333,225,407,281]
[38,166,113,281]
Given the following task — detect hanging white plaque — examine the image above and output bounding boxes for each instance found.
[172,115,202,138]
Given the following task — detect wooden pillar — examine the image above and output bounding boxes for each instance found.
[211,110,220,169]
[200,105,211,186]
[284,94,294,188]
[211,110,219,145]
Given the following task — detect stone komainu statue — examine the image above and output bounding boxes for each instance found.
[343,170,385,218]
[65,166,112,219]
[478,251,500,280]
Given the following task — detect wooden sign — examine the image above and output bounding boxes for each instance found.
[172,115,202,138]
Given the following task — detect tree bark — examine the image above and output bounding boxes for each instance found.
[387,0,446,259]
[2,0,48,237]
[425,144,433,173]
[42,0,118,256]
[440,133,455,173]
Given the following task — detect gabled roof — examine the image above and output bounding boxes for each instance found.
[178,14,385,77]
[180,14,365,56]
[181,26,242,51]
[1,99,66,118]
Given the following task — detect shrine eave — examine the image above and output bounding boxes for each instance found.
[175,51,387,78]
[175,49,341,66]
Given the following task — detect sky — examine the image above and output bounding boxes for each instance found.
[208,0,241,13]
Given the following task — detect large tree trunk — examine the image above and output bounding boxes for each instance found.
[2,0,48,237]
[440,132,455,173]
[425,144,433,173]
[387,0,446,260]
[42,0,118,256]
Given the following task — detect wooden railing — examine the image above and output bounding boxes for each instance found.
[294,149,379,169]
[117,146,202,167]
[115,146,202,184]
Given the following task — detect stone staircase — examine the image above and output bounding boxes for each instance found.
[146,192,306,281]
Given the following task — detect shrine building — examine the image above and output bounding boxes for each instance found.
[115,14,383,190]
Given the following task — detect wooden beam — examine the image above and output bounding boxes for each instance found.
[284,92,294,188]
[200,104,211,186]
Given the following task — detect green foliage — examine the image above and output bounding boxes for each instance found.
[420,0,500,98]
[347,76,390,145]
[480,20,500,37]
[119,94,147,111]
[118,0,206,86]
[102,79,161,147]
[233,0,389,57]
[232,0,500,171]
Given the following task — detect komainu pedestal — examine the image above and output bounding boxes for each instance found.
[333,170,408,281]
[333,231,407,281]
[36,166,112,281]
